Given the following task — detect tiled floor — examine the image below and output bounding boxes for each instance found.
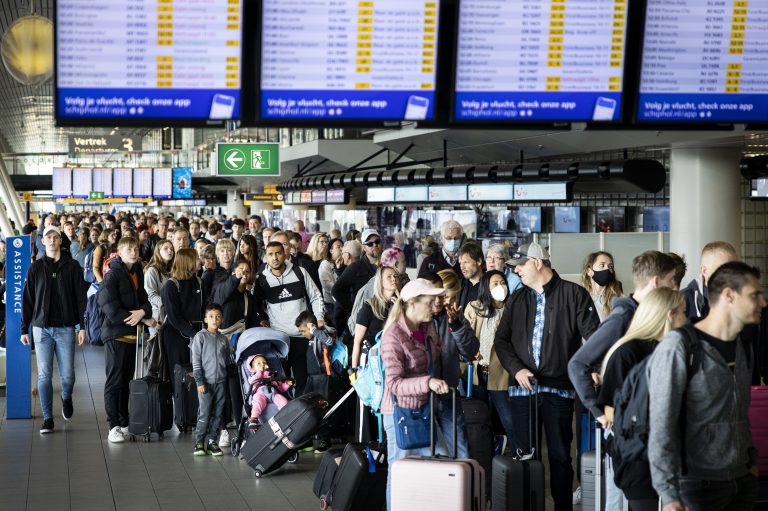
[0,345,323,511]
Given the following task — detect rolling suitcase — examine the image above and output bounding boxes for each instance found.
[391,389,486,511]
[749,386,768,506]
[492,383,545,511]
[581,419,605,511]
[173,363,198,432]
[319,412,387,511]
[241,387,355,477]
[128,325,173,441]
[463,363,494,495]
[313,446,346,500]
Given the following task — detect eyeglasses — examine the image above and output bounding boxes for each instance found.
[364,239,382,247]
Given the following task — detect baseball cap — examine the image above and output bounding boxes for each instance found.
[400,278,447,302]
[506,242,550,267]
[361,229,380,243]
[42,226,61,238]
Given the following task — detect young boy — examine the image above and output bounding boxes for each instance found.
[190,303,230,456]
[296,311,341,453]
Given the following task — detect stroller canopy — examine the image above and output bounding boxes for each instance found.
[235,327,290,364]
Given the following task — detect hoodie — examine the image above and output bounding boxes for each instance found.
[681,277,708,324]
[257,260,324,337]
[190,328,230,385]
[567,295,638,418]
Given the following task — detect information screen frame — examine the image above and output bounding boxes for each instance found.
[53,0,246,127]
[245,0,454,127]
[113,168,133,198]
[92,168,114,198]
[632,0,754,127]
[152,168,173,199]
[53,168,73,199]
[132,168,153,199]
[72,167,93,199]
[450,0,643,128]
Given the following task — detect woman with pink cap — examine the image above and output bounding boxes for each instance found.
[379,278,450,510]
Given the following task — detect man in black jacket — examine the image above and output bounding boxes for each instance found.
[98,236,155,443]
[35,215,71,258]
[494,242,600,511]
[21,226,87,434]
[331,229,381,332]
[417,220,463,277]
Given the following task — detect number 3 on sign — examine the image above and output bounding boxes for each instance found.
[122,138,134,152]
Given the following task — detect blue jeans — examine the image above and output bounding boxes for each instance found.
[434,397,470,459]
[383,412,431,511]
[33,326,76,420]
[509,392,575,511]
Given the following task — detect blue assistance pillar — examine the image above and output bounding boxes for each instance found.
[6,236,31,419]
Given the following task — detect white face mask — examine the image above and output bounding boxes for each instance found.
[490,285,508,302]
[444,239,461,253]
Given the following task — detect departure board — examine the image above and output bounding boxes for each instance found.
[133,168,153,198]
[454,0,627,122]
[153,168,173,199]
[53,168,73,199]
[113,168,133,198]
[72,168,92,198]
[92,168,113,198]
[260,0,441,121]
[637,0,768,122]
[56,0,242,122]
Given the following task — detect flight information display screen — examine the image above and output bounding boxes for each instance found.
[53,168,73,198]
[56,0,242,122]
[72,167,92,198]
[113,168,133,198]
[454,0,628,122]
[637,0,768,122]
[133,168,153,198]
[152,168,173,199]
[92,168,114,197]
[259,0,441,122]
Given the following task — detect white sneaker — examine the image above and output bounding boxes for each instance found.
[120,427,131,436]
[572,486,582,505]
[108,426,125,443]
[218,429,230,447]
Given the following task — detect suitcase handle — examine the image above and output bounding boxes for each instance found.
[134,324,145,379]
[429,387,458,459]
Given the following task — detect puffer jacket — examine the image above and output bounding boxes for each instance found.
[380,314,441,415]
[98,257,152,341]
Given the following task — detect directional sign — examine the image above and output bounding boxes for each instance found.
[217,143,280,176]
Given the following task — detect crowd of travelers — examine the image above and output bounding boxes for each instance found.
[15,209,768,511]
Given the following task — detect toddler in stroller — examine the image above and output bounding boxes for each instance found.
[246,354,293,431]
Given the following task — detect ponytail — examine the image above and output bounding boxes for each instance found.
[382,296,406,333]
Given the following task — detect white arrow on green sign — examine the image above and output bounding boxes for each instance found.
[217,143,280,176]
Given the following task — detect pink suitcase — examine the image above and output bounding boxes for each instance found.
[749,386,768,476]
[391,390,486,511]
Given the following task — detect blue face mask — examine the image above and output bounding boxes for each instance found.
[506,271,522,293]
[443,239,461,253]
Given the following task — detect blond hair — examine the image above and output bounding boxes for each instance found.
[171,248,199,280]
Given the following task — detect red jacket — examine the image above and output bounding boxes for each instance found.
[380,314,441,415]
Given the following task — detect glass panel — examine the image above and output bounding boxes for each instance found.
[549,233,602,277]
[603,233,665,294]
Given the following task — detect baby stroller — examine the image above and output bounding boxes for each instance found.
[230,327,297,462]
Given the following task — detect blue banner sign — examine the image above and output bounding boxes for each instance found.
[6,236,31,419]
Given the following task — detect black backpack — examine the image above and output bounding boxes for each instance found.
[610,324,703,492]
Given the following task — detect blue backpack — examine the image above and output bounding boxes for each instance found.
[83,244,103,284]
[352,331,385,412]
[84,283,104,346]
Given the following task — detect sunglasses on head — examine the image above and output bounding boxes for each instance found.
[364,239,382,247]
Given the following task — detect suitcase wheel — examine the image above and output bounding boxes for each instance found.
[287,452,299,464]
[158,432,164,440]
[254,470,263,478]
[319,497,328,510]
[143,434,150,443]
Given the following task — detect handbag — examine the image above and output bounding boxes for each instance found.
[391,335,434,450]
[392,396,431,449]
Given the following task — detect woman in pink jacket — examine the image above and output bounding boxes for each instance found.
[380,278,450,510]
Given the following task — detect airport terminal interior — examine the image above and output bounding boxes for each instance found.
[2,0,768,510]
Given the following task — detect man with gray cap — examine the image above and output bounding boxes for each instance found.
[494,242,600,511]
[332,228,382,333]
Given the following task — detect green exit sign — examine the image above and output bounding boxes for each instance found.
[216,143,280,176]
[89,191,105,200]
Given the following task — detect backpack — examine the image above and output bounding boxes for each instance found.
[84,283,104,346]
[352,331,385,412]
[610,324,703,491]
[347,279,374,336]
[102,251,120,278]
[83,244,104,283]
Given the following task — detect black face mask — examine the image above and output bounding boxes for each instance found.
[592,269,615,287]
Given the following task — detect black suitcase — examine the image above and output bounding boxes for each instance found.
[128,325,173,441]
[313,446,346,499]
[173,363,198,432]
[492,384,545,511]
[321,442,387,511]
[463,363,494,494]
[241,392,330,477]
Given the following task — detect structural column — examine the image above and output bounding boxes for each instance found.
[226,189,248,219]
[669,145,742,285]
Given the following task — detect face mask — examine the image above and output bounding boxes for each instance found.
[490,285,508,302]
[592,269,615,287]
[444,239,461,253]
[507,271,522,293]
